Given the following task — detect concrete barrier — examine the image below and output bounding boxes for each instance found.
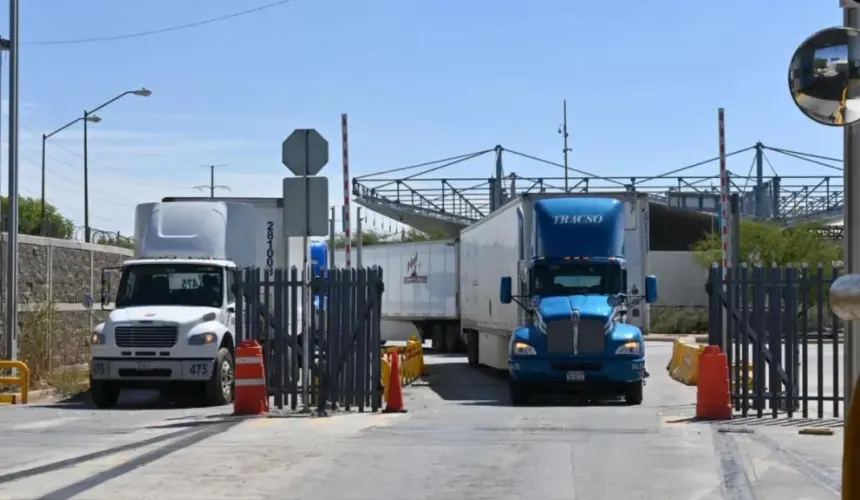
[667,337,754,390]
[668,337,704,386]
[381,336,425,401]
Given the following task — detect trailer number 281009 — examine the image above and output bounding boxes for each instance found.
[266,221,275,275]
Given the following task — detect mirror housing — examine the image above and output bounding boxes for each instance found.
[607,294,621,307]
[788,26,860,127]
[81,294,94,311]
[645,275,658,304]
[499,276,513,304]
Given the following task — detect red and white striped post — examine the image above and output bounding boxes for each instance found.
[718,108,728,280]
[341,113,352,269]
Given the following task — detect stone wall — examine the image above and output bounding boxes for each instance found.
[0,234,133,359]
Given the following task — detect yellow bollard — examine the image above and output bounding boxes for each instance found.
[381,354,391,403]
[843,383,860,500]
[0,361,29,404]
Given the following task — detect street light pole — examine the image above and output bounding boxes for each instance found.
[83,110,90,243]
[4,0,19,361]
[79,88,152,242]
[40,114,100,233]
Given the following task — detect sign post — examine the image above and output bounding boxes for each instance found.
[281,128,330,412]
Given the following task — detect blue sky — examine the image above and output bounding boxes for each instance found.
[0,0,847,235]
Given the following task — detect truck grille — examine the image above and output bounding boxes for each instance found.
[545,318,606,355]
[114,325,178,348]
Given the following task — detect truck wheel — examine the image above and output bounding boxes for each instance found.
[431,324,447,353]
[445,324,461,353]
[90,380,120,409]
[625,381,644,405]
[509,381,530,406]
[205,347,235,406]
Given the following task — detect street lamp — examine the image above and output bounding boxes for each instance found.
[82,88,152,242]
[39,114,101,232]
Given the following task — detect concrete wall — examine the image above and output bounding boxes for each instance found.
[649,250,708,307]
[0,234,133,358]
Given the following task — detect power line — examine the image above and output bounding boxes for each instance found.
[26,0,297,46]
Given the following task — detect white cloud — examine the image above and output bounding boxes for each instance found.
[0,123,410,240]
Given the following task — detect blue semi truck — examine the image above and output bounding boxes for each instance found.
[459,193,657,405]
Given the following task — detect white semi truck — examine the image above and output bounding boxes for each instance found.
[89,198,303,408]
[335,240,463,351]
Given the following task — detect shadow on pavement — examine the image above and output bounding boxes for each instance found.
[422,355,626,408]
[35,389,222,411]
[0,419,239,500]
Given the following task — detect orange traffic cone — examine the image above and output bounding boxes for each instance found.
[233,340,269,415]
[696,345,732,420]
[383,351,407,413]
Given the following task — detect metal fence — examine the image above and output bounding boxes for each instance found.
[234,266,384,415]
[707,264,844,419]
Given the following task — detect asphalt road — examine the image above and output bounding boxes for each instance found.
[0,342,844,499]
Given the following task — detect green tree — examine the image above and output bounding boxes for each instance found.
[692,220,841,269]
[0,196,74,239]
[332,227,450,249]
[93,234,134,249]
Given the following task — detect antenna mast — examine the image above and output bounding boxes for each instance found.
[193,164,230,198]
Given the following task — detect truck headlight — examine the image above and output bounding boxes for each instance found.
[512,342,536,356]
[188,333,217,345]
[615,341,641,355]
[90,332,105,345]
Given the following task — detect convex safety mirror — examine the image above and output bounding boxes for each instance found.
[789,26,860,127]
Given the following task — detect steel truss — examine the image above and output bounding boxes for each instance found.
[353,142,843,226]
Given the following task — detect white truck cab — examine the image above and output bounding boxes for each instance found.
[88,200,258,408]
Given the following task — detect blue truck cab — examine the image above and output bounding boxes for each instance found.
[498,197,658,405]
[311,241,328,311]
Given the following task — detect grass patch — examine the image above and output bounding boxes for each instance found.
[45,369,89,398]
[650,306,708,334]
[0,298,91,396]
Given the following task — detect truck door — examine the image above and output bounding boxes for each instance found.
[516,208,527,326]
[225,268,237,332]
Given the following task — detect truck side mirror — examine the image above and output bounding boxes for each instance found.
[499,276,513,304]
[82,295,94,311]
[100,269,113,308]
[645,275,658,304]
[607,294,621,307]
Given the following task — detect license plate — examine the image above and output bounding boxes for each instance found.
[566,371,585,381]
[137,362,152,371]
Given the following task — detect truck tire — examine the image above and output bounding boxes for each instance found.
[509,381,530,406]
[205,347,235,406]
[445,324,461,353]
[90,380,120,409]
[625,381,643,405]
[431,324,447,353]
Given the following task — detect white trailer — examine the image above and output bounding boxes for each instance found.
[336,239,463,351]
[459,192,650,370]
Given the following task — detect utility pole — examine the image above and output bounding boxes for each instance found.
[193,164,229,198]
[844,4,860,417]
[558,99,572,192]
[4,0,19,361]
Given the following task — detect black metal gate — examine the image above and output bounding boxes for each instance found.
[234,266,384,415]
[707,263,844,418]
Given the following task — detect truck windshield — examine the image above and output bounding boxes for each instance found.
[533,262,622,297]
[115,263,224,308]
